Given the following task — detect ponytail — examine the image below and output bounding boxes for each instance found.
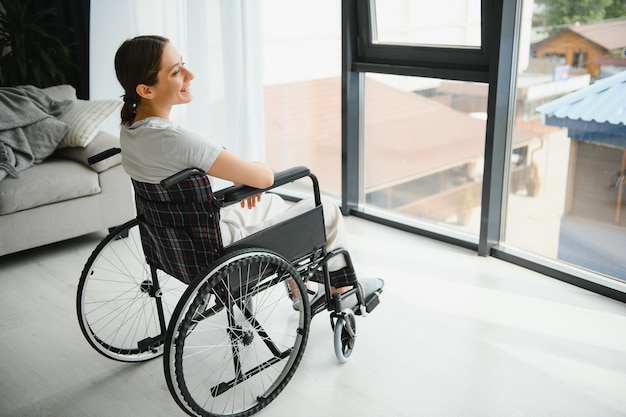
[120,94,139,126]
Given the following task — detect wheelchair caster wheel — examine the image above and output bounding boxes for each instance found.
[334,308,356,363]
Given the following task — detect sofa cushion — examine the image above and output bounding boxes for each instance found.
[54,131,122,173]
[0,157,100,215]
[57,99,122,148]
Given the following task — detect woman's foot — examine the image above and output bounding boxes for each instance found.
[290,278,384,312]
[291,281,325,311]
[336,277,385,312]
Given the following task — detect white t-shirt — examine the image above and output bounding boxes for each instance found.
[120,117,221,184]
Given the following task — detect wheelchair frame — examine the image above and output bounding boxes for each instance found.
[76,148,378,417]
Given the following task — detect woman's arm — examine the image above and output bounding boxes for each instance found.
[207,148,274,189]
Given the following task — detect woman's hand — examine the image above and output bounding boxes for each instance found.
[241,193,263,209]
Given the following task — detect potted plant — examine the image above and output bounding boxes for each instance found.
[0,0,74,87]
[526,161,541,197]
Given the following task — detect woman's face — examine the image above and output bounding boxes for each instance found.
[151,42,195,107]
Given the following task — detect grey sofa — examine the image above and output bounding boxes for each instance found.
[0,86,135,256]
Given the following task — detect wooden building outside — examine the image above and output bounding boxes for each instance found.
[532,18,626,78]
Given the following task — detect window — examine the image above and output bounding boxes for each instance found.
[372,0,481,48]
[572,51,587,68]
[345,0,494,243]
[505,2,626,285]
[348,0,626,297]
[361,73,486,236]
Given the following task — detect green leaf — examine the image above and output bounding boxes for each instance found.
[0,0,73,87]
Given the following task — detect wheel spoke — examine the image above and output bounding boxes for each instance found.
[77,220,186,362]
[166,250,311,417]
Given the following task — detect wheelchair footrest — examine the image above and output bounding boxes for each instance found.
[363,292,380,314]
[357,277,384,315]
[333,277,384,315]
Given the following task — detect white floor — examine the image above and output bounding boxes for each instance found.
[1,216,626,417]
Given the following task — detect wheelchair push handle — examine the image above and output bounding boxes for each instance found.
[160,168,207,189]
[87,147,121,166]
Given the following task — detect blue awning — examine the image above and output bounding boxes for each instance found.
[537,71,626,147]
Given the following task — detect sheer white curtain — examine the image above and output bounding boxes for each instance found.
[90,0,265,161]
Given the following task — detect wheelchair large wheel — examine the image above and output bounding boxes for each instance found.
[77,219,187,362]
[164,249,310,417]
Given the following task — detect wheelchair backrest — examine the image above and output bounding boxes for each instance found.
[132,175,223,284]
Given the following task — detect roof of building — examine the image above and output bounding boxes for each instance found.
[537,71,626,125]
[568,18,626,51]
[265,77,536,194]
[537,71,626,145]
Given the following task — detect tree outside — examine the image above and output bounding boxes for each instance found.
[536,0,626,28]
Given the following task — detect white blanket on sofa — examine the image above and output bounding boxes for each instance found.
[0,86,73,181]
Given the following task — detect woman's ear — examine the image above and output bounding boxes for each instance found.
[136,84,153,100]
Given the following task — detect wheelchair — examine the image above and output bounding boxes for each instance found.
[76,148,383,417]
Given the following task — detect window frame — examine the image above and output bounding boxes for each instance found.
[352,0,493,82]
[342,0,509,253]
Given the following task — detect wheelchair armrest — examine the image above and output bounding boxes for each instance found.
[272,166,311,188]
[215,166,312,206]
[87,147,121,166]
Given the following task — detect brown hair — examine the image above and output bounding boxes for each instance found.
[114,35,169,126]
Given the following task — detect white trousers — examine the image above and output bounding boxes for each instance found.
[219,194,349,272]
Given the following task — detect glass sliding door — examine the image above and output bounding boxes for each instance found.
[504,0,626,283]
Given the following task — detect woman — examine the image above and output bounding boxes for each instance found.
[114,34,382,304]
